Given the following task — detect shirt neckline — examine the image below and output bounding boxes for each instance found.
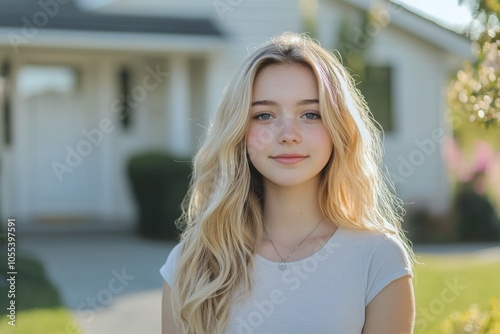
[255,225,344,268]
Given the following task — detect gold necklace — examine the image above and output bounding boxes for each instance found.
[263,219,322,270]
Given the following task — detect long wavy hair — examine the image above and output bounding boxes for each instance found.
[171,32,413,333]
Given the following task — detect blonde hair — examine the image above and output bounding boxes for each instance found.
[171,32,413,333]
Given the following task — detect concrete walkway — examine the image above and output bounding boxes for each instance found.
[19,230,177,334]
[413,242,500,260]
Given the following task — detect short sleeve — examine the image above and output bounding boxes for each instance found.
[159,243,182,286]
[363,233,413,305]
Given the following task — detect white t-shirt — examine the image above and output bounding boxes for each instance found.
[160,226,413,334]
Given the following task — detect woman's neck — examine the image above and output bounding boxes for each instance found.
[262,177,325,237]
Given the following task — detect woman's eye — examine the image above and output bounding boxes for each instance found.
[303,112,321,120]
[254,113,273,121]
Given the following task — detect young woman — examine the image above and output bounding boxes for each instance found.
[161,32,415,334]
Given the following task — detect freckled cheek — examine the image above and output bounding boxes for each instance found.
[246,126,275,153]
[314,129,334,154]
[246,127,265,162]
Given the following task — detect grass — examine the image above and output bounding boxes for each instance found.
[413,251,500,334]
[0,255,79,334]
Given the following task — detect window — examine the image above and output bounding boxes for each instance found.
[17,65,78,98]
[359,65,394,132]
[1,60,11,145]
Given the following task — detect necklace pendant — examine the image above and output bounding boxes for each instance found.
[279,261,286,270]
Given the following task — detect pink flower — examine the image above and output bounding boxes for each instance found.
[443,138,499,186]
[471,140,494,175]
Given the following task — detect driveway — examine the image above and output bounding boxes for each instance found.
[19,230,176,334]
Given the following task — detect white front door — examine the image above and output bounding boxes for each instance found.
[15,61,103,222]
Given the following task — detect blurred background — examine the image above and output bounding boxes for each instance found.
[0,0,499,333]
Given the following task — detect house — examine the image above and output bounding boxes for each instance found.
[0,0,472,231]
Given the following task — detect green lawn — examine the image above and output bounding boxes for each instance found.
[0,255,79,334]
[413,252,500,334]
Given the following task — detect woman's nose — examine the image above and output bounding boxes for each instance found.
[278,117,301,144]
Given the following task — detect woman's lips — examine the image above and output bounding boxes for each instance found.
[271,154,308,165]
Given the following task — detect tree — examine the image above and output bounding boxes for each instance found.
[448,0,500,128]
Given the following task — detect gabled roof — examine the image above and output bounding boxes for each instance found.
[0,0,222,36]
[338,0,472,59]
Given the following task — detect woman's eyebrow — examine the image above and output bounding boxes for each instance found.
[296,99,319,106]
[251,100,278,107]
[251,99,319,107]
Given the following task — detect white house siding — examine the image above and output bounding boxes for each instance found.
[100,0,305,119]
[0,46,212,226]
[314,0,469,214]
[0,0,471,228]
[4,51,103,222]
[370,29,453,214]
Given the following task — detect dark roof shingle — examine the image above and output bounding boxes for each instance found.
[0,0,222,36]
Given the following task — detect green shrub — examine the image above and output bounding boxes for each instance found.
[127,150,191,240]
[0,158,3,244]
[407,208,457,243]
[454,185,500,242]
[441,297,500,333]
[0,255,75,334]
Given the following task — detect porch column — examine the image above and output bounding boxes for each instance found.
[97,58,116,221]
[167,55,191,156]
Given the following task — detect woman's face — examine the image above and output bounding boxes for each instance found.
[246,63,333,189]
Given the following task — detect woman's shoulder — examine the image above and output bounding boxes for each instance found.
[340,226,406,248]
[338,227,411,264]
[344,228,412,270]
[159,242,183,286]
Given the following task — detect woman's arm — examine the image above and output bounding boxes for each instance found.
[362,275,415,334]
[162,282,181,334]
